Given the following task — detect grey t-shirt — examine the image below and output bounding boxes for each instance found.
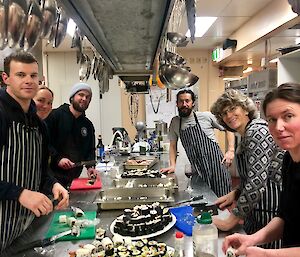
[168,111,225,143]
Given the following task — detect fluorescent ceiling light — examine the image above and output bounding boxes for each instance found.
[186,17,217,38]
[67,19,76,37]
[295,37,300,45]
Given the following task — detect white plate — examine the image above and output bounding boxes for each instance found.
[110,213,176,240]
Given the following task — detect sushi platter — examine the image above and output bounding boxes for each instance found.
[95,188,175,210]
[110,202,176,240]
[123,156,158,170]
[112,177,178,193]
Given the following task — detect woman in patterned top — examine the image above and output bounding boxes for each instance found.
[211,89,284,249]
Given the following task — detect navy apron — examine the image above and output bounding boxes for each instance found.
[179,112,231,197]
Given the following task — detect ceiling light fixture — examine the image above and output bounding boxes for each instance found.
[186,16,217,38]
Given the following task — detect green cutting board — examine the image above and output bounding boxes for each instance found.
[45,211,96,241]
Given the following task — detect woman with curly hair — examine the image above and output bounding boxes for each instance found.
[211,89,284,249]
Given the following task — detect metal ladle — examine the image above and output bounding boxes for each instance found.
[167,32,188,46]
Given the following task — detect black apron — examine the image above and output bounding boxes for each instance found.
[179,112,231,197]
[0,122,42,251]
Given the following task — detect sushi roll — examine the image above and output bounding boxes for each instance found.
[83,244,96,254]
[92,250,105,257]
[91,240,103,252]
[134,240,144,249]
[123,237,132,246]
[132,249,141,256]
[117,245,128,252]
[71,206,85,218]
[71,225,81,237]
[67,217,77,227]
[102,237,114,250]
[96,227,106,240]
[112,234,124,247]
[59,214,67,223]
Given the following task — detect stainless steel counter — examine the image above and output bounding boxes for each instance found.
[2,153,243,257]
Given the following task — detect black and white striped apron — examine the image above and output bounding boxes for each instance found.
[236,152,281,249]
[0,121,42,251]
[180,112,231,197]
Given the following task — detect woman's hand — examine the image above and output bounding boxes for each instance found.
[215,190,237,210]
[213,213,241,231]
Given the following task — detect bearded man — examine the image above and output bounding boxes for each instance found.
[45,82,96,188]
[161,89,234,197]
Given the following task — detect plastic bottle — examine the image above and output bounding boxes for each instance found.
[193,212,218,257]
[96,135,105,160]
[174,231,185,257]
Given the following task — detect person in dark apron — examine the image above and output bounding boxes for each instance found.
[211,89,283,249]
[46,82,97,188]
[0,51,69,252]
[161,89,234,197]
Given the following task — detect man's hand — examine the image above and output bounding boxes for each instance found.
[160,165,175,174]
[52,183,69,210]
[87,167,98,179]
[58,158,75,170]
[18,189,53,217]
[222,150,234,167]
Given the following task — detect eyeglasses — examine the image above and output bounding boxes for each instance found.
[220,105,238,118]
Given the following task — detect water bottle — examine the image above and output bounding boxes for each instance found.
[174,231,185,257]
[193,212,218,257]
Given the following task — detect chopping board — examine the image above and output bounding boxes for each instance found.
[45,211,97,241]
[70,178,102,190]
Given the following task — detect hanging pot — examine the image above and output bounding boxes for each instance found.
[48,7,68,48]
[40,0,57,39]
[21,0,43,51]
[0,0,7,50]
[7,0,27,48]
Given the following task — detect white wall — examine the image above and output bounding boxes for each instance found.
[45,51,122,145]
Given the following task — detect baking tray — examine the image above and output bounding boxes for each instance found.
[95,187,174,210]
[123,156,158,170]
[112,177,178,192]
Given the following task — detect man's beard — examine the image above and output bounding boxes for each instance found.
[72,99,89,113]
[178,107,193,117]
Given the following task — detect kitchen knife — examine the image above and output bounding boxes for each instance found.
[74,160,97,168]
[12,229,72,254]
[175,195,204,205]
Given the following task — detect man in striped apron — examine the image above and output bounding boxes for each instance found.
[0,52,69,252]
[161,89,233,197]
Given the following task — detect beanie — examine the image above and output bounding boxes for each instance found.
[69,82,92,101]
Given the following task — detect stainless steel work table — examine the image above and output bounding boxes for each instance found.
[2,153,243,257]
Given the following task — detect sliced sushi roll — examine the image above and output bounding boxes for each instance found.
[134,240,144,249]
[117,245,128,252]
[71,225,81,237]
[67,217,77,227]
[59,214,67,223]
[96,227,106,240]
[148,240,158,248]
[132,249,141,256]
[118,251,130,257]
[112,234,124,247]
[75,248,90,257]
[102,237,114,250]
[83,244,96,254]
[91,240,103,252]
[71,206,85,217]
[92,250,105,257]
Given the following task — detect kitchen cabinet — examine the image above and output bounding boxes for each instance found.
[278,49,300,84]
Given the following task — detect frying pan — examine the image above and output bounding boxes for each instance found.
[40,0,57,39]
[22,0,43,51]
[7,0,27,48]
[0,0,7,50]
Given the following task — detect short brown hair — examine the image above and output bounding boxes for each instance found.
[263,83,300,115]
[4,51,38,75]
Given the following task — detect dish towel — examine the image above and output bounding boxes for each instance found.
[170,206,195,236]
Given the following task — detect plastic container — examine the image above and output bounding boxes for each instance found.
[193,212,218,257]
[174,231,185,257]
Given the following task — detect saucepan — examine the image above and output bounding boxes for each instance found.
[164,51,186,66]
[40,0,57,39]
[167,32,188,46]
[79,54,91,81]
[159,64,199,90]
[22,0,43,51]
[0,0,7,50]
[7,0,27,48]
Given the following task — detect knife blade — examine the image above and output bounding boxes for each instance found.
[74,160,96,168]
[12,229,72,254]
[175,195,204,205]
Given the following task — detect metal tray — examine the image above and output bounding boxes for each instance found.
[123,156,158,170]
[94,187,174,210]
[112,177,178,192]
